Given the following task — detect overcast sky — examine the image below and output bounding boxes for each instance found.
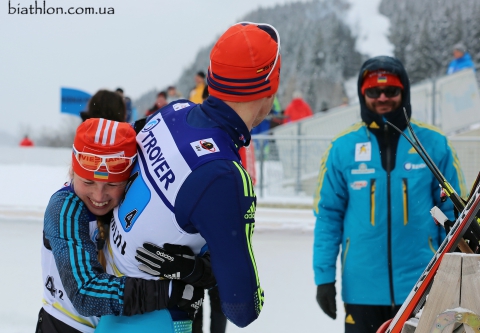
[0,0,392,139]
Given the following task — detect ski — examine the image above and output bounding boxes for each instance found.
[386,110,465,210]
[378,180,480,333]
[387,110,480,249]
[376,109,480,333]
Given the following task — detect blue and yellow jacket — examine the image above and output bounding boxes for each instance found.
[313,56,466,305]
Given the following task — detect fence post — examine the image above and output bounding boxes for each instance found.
[431,77,437,127]
[295,124,302,194]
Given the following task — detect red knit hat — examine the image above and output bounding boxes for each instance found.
[361,70,404,95]
[207,22,281,102]
[72,118,137,182]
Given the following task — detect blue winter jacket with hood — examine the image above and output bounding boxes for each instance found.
[447,52,476,75]
[313,56,467,305]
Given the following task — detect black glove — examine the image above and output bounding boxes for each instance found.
[136,243,214,287]
[122,278,203,318]
[169,280,204,320]
[123,278,170,316]
[316,282,336,319]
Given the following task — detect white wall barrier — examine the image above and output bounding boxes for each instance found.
[1,137,479,201]
[252,135,480,198]
[435,69,480,133]
[410,81,433,123]
[265,69,480,197]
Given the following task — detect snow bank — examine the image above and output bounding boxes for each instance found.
[0,147,315,230]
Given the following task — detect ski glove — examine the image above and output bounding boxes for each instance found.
[123,277,204,320]
[123,278,203,319]
[316,282,336,319]
[169,281,204,320]
[136,243,216,288]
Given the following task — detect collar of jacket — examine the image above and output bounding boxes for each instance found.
[200,96,251,148]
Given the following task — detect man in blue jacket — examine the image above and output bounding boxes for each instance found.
[313,56,466,333]
[96,22,281,333]
[446,42,476,75]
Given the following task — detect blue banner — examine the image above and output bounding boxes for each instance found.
[60,87,91,117]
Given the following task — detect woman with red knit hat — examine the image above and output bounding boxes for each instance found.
[37,118,206,333]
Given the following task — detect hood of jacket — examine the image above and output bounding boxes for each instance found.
[357,56,411,131]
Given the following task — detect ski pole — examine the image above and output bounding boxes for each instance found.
[386,108,480,252]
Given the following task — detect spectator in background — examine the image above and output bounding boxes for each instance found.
[268,96,284,129]
[320,101,329,112]
[19,135,34,147]
[202,84,209,101]
[189,71,206,104]
[80,89,126,122]
[251,93,277,135]
[446,42,476,75]
[167,85,183,103]
[238,145,256,186]
[145,91,168,117]
[283,91,313,123]
[251,95,282,163]
[115,88,134,122]
[313,56,466,333]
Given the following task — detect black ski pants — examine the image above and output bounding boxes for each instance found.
[35,308,82,333]
[344,303,401,333]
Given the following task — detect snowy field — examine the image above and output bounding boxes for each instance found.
[0,147,344,332]
[0,219,344,333]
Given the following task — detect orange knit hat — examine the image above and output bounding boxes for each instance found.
[361,70,404,95]
[72,118,137,182]
[207,22,281,102]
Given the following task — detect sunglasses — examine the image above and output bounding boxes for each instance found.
[73,145,137,174]
[210,21,281,82]
[365,87,402,99]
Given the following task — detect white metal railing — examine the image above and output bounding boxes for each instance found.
[252,135,480,199]
[271,68,480,139]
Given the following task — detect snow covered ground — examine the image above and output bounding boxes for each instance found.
[0,218,344,333]
[0,147,344,332]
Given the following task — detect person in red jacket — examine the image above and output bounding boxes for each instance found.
[238,145,256,186]
[283,91,313,123]
[19,135,34,147]
[145,91,168,117]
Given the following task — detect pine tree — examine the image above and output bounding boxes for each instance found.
[170,0,362,113]
[380,0,480,83]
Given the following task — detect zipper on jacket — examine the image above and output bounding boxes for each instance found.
[402,178,409,226]
[385,124,395,308]
[342,237,350,275]
[370,180,376,226]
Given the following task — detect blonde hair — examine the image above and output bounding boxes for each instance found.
[96,215,110,270]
